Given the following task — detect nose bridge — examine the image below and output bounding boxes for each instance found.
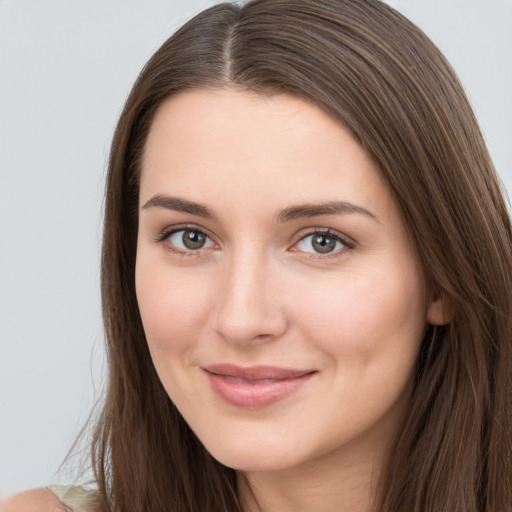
[214,243,286,344]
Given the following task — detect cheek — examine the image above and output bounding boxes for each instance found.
[294,262,427,366]
[135,260,213,360]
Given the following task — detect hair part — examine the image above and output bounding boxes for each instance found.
[93,1,512,510]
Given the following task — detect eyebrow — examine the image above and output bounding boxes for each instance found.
[141,195,379,223]
[275,201,379,223]
[141,195,215,218]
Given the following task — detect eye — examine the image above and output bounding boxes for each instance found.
[167,228,215,251]
[294,230,351,255]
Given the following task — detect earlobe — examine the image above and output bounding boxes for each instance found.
[426,292,454,326]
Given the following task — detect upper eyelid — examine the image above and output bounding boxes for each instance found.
[293,227,355,245]
[290,229,355,260]
[156,223,214,242]
[155,224,355,250]
[157,225,217,256]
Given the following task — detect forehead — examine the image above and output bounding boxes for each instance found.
[140,88,394,219]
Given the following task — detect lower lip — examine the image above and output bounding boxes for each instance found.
[204,371,315,408]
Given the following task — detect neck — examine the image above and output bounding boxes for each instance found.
[238,442,385,512]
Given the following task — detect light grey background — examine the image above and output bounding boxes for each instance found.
[1,0,511,497]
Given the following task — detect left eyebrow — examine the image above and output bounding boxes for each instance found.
[275,201,380,223]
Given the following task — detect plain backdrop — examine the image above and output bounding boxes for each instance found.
[1,0,511,497]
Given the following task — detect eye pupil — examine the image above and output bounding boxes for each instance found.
[182,230,206,250]
[312,234,337,253]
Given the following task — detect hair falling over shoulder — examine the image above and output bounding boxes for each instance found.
[89,1,512,510]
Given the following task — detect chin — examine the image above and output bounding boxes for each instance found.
[200,432,311,473]
[212,450,298,473]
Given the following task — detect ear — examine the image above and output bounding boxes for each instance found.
[426,291,453,326]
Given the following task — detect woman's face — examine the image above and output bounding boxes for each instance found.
[136,89,445,474]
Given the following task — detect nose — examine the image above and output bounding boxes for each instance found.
[213,250,288,346]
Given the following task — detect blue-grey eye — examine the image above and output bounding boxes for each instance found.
[169,229,214,250]
[297,232,343,254]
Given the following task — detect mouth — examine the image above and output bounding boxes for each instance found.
[202,364,316,408]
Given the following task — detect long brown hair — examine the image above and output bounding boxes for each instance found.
[93,1,512,510]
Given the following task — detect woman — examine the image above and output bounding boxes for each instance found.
[4,0,511,510]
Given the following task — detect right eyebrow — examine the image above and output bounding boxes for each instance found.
[141,194,215,219]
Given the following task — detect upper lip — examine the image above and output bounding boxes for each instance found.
[202,364,315,381]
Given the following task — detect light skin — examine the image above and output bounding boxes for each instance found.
[135,88,448,512]
[3,89,449,512]
[0,488,70,512]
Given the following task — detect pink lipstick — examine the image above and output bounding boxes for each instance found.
[202,364,315,408]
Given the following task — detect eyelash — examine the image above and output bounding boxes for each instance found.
[293,228,355,259]
[155,225,355,259]
[155,224,214,257]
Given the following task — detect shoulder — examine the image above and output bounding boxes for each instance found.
[0,488,68,512]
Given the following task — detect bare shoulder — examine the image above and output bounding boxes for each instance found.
[0,488,68,512]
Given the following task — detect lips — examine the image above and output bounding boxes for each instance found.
[202,364,316,408]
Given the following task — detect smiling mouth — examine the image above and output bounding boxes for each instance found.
[202,364,316,408]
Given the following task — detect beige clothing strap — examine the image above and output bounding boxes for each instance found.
[47,485,97,512]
